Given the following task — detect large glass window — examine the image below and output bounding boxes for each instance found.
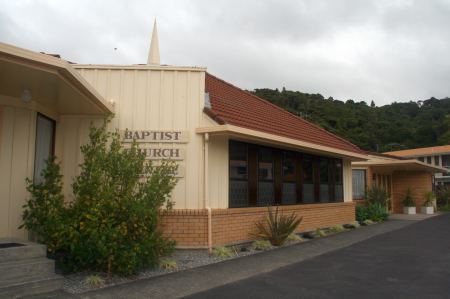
[282,151,297,204]
[427,156,432,164]
[352,169,366,200]
[302,155,315,203]
[257,147,274,206]
[229,141,248,207]
[228,140,344,208]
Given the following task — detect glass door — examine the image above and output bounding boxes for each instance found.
[33,113,55,183]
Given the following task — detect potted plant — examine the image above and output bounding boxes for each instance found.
[402,188,416,215]
[421,191,435,214]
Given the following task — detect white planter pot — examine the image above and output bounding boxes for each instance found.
[420,206,434,214]
[403,207,416,215]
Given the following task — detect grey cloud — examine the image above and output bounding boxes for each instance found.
[1,0,450,105]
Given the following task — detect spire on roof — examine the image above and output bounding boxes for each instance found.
[147,19,160,65]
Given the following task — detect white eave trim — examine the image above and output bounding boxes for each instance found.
[196,124,368,161]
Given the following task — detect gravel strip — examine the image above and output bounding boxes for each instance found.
[62,224,364,294]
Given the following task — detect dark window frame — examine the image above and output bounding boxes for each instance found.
[228,140,344,208]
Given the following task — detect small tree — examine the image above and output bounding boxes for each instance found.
[22,116,178,276]
[21,156,67,253]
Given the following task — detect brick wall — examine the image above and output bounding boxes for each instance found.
[160,202,355,248]
[392,171,433,213]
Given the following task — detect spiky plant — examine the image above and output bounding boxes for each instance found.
[252,206,302,246]
[159,257,178,270]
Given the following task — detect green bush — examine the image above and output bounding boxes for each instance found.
[21,117,178,276]
[212,246,233,258]
[20,156,67,253]
[329,225,345,233]
[401,188,416,207]
[366,186,389,208]
[314,228,327,237]
[436,185,450,207]
[356,205,369,222]
[252,206,302,246]
[251,240,272,250]
[423,191,435,207]
[367,202,389,222]
[159,257,178,270]
[356,203,388,223]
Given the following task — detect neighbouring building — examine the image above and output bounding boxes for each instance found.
[0,24,369,249]
[385,145,450,186]
[351,152,445,213]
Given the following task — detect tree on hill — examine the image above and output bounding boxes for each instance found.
[251,88,450,152]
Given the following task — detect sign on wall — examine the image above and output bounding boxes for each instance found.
[122,130,189,143]
[122,130,188,178]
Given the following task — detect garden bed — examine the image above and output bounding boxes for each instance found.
[62,221,367,294]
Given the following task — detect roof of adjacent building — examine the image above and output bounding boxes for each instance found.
[385,145,450,157]
[204,73,364,155]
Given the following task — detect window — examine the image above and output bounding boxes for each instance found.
[282,151,297,204]
[34,114,56,184]
[228,140,344,208]
[435,156,440,166]
[418,157,424,162]
[352,169,366,200]
[335,160,344,202]
[319,158,330,202]
[257,147,274,206]
[427,156,432,164]
[302,155,315,203]
[442,155,450,168]
[229,141,248,208]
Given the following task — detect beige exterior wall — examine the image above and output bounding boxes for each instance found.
[75,66,208,209]
[0,104,36,239]
[0,95,103,239]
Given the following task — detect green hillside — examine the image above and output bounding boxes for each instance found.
[251,88,450,152]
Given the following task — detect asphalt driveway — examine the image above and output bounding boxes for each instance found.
[186,213,450,299]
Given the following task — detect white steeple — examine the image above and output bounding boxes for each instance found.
[147,19,160,65]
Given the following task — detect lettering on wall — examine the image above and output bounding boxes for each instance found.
[122,130,189,143]
[122,130,188,178]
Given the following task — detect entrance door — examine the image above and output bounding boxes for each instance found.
[33,113,55,183]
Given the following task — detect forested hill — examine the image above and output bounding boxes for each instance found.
[251,88,450,152]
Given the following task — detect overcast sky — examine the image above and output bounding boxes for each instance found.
[1,0,450,105]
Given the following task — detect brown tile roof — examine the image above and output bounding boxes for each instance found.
[385,145,450,157]
[205,73,364,154]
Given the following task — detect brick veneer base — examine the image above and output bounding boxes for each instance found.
[160,202,356,248]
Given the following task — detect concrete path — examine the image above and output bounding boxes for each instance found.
[186,213,450,299]
[35,217,419,299]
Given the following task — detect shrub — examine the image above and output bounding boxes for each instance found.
[85,275,105,288]
[366,186,389,208]
[287,233,302,242]
[212,246,233,258]
[356,202,388,223]
[423,191,435,207]
[329,225,345,233]
[21,117,178,276]
[367,202,389,222]
[315,228,327,237]
[401,188,416,207]
[356,205,369,222]
[436,185,450,207]
[20,156,67,253]
[159,257,178,270]
[252,206,302,246]
[252,240,272,250]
